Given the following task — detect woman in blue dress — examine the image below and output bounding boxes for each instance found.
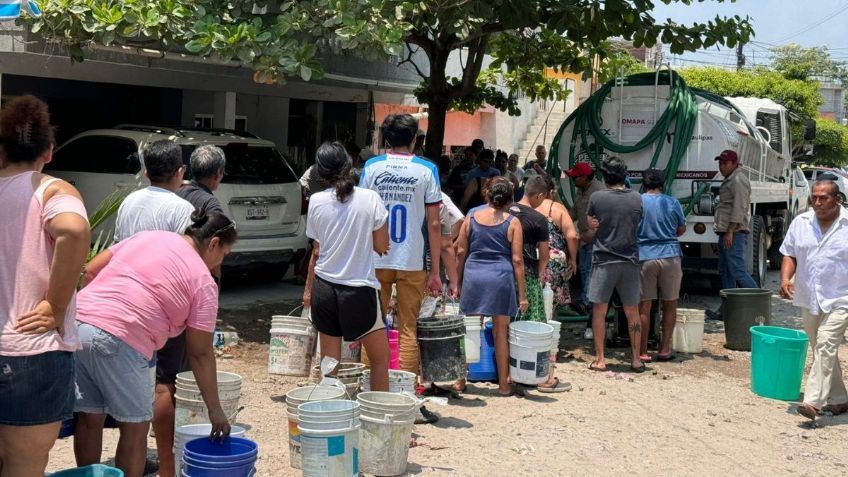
[456,176,528,396]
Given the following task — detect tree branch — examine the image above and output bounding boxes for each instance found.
[406,31,434,58]
[398,43,428,79]
[453,35,488,99]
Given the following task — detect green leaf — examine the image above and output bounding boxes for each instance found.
[300,65,312,81]
[185,39,207,53]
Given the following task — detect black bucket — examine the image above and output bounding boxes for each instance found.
[417,315,467,382]
[721,288,772,351]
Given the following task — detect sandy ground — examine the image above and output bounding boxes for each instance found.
[47,270,848,476]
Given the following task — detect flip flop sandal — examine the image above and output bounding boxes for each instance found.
[630,364,647,373]
[656,352,676,362]
[589,361,607,372]
[639,354,653,363]
[538,377,572,393]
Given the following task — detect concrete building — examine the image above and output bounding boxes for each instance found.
[817,79,844,124]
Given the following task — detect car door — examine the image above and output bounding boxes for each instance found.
[44,134,145,236]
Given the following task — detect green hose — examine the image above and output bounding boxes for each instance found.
[547,71,700,212]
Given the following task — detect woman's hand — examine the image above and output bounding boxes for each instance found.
[15,300,64,336]
[208,406,231,441]
[302,290,311,309]
[518,298,529,313]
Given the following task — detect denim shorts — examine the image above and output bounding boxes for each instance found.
[0,351,76,425]
[75,323,154,422]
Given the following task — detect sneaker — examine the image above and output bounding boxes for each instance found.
[415,406,439,425]
[583,327,594,340]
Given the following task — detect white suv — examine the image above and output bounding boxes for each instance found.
[44,125,307,278]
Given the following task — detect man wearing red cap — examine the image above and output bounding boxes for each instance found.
[566,162,605,334]
[715,149,758,291]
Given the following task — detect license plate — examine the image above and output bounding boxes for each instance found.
[246,206,269,220]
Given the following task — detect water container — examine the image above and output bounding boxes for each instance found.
[174,372,242,429]
[174,424,246,467]
[285,385,346,469]
[751,326,809,401]
[298,400,361,477]
[361,369,417,394]
[182,436,257,477]
[464,316,482,364]
[49,464,124,477]
[417,315,467,382]
[356,392,416,476]
[467,320,497,382]
[268,315,316,376]
[542,283,555,322]
[388,329,400,370]
[508,321,553,385]
[672,309,706,353]
[721,288,772,351]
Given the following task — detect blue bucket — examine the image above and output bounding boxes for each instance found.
[467,321,497,382]
[182,437,257,477]
[50,464,124,477]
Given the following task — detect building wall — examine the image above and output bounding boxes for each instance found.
[818,82,844,124]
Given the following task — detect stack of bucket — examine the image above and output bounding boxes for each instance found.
[418,315,467,382]
[174,424,246,469]
[464,316,482,363]
[508,321,553,385]
[388,329,400,370]
[285,385,346,469]
[269,315,316,376]
[298,400,361,477]
[357,392,417,476]
[361,369,417,394]
[310,363,365,399]
[181,436,257,477]
[314,339,362,364]
[467,320,497,382]
[174,371,241,428]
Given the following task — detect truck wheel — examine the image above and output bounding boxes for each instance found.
[751,216,767,286]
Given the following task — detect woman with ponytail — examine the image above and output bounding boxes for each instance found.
[72,212,236,477]
[303,141,391,392]
[456,176,528,396]
[0,95,90,476]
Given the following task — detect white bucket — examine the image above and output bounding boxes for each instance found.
[285,385,347,469]
[298,400,360,477]
[173,424,245,465]
[508,321,553,385]
[547,320,562,354]
[356,392,416,476]
[464,316,482,364]
[174,371,241,429]
[269,316,316,376]
[360,370,417,394]
[672,308,706,353]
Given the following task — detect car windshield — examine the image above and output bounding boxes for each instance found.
[180,144,297,184]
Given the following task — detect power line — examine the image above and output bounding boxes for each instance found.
[772,3,848,43]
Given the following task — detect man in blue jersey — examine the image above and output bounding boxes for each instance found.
[360,114,443,421]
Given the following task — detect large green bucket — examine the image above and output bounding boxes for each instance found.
[750,326,808,401]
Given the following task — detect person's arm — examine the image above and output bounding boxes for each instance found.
[80,249,113,289]
[303,241,320,308]
[16,183,90,336]
[426,206,443,295]
[373,223,390,255]
[459,179,477,212]
[557,205,579,273]
[440,234,459,298]
[779,255,796,299]
[186,327,230,439]
[676,225,687,237]
[537,241,550,280]
[455,217,470,292]
[509,220,528,312]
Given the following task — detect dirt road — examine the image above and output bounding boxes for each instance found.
[47,271,848,476]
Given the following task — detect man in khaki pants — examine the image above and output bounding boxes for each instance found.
[360,114,443,422]
[780,179,848,421]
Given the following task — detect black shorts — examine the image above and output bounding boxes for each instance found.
[156,331,190,385]
[311,276,385,341]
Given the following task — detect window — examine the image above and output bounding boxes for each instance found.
[47,136,141,174]
[194,114,213,129]
[180,143,297,184]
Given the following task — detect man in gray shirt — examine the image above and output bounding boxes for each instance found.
[178,145,226,215]
[586,157,645,372]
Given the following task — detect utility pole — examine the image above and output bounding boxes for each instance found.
[736,43,746,71]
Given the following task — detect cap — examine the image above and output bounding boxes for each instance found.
[715,150,739,162]
[565,162,594,177]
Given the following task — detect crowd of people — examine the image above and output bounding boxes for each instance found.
[2,97,845,477]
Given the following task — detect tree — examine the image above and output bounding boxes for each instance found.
[26,1,754,159]
[771,43,848,82]
[811,118,848,167]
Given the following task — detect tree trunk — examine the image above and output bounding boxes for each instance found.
[424,97,449,160]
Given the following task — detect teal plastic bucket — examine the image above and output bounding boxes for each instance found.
[750,326,808,401]
[50,464,124,477]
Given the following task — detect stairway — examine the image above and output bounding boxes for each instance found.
[517,106,567,164]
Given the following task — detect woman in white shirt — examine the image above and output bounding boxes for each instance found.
[303,141,391,391]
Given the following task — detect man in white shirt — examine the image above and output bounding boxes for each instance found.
[780,179,848,421]
[112,139,195,477]
[114,140,195,242]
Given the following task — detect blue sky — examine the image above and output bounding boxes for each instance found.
[650,0,848,68]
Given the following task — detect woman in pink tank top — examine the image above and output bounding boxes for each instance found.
[0,96,91,476]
